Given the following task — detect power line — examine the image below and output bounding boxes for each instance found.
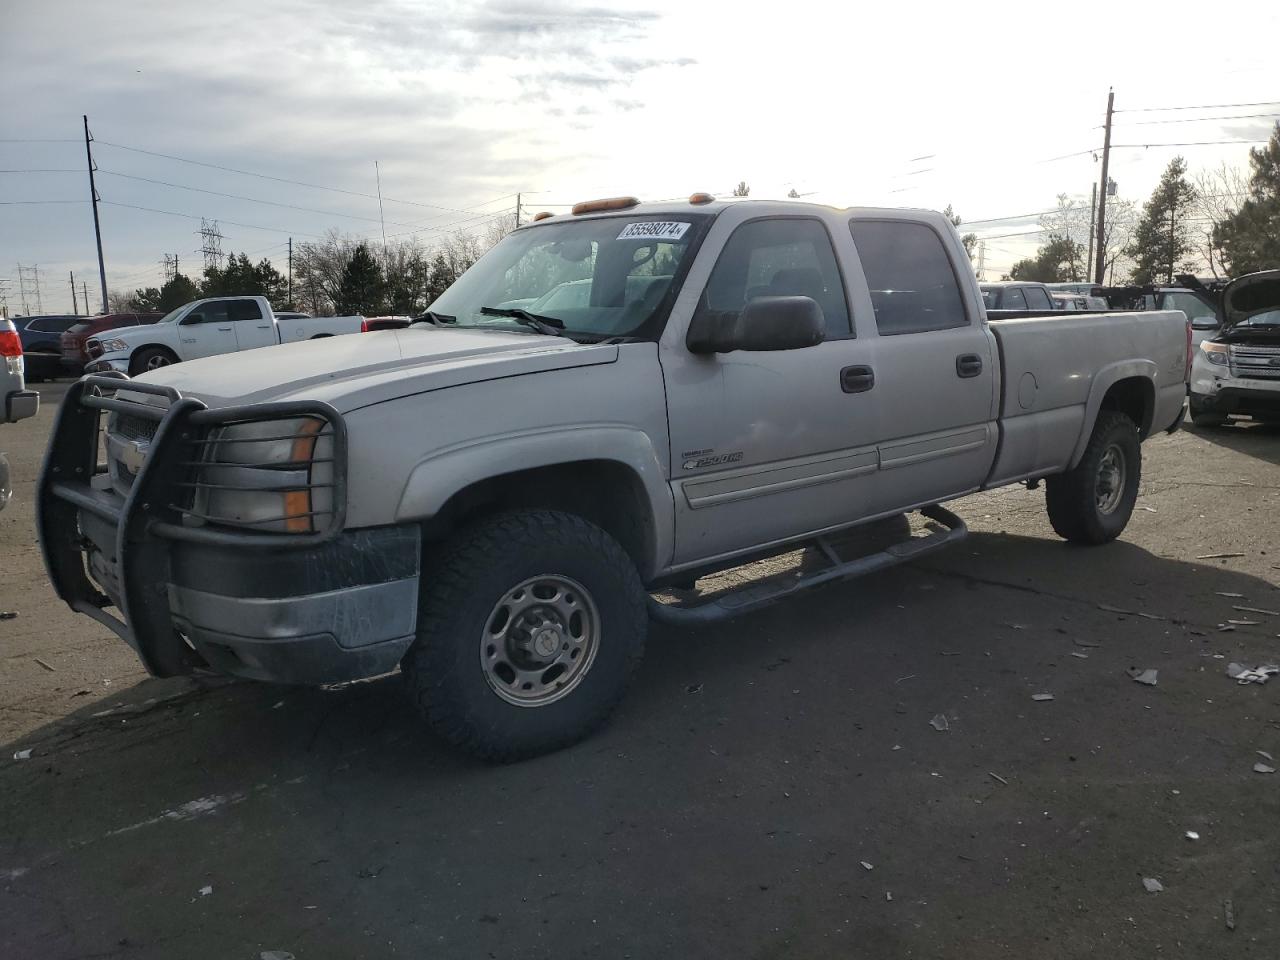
[94,139,514,216]
[0,138,80,144]
[1116,99,1280,114]
[99,199,326,238]
[0,199,86,205]
[0,168,81,173]
[1110,112,1280,127]
[1111,138,1272,149]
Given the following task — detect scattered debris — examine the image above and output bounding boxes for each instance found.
[357,865,385,879]
[1137,612,1167,621]
[1097,604,1134,615]
[1227,662,1279,685]
[1258,750,1274,762]
[1142,877,1164,893]
[929,714,950,732]
[198,885,213,897]
[1185,831,1200,841]
[1216,592,1246,599]
[271,700,284,710]
[1225,899,1236,932]
[1127,668,1159,686]
[894,675,917,684]
[1074,639,1103,648]
[1234,605,1280,617]
[12,749,31,760]
[684,683,703,694]
[1070,651,1090,659]
[0,611,17,620]
[261,953,296,960]
[1031,693,1055,702]
[1254,762,1276,775]
[1197,553,1246,560]
[988,772,1009,786]
[1218,624,1237,633]
[33,657,55,672]
[1140,505,1157,513]
[1226,618,1262,626]
[859,861,874,871]
[891,744,901,751]
[885,891,893,902]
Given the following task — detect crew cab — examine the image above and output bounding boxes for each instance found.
[83,296,365,375]
[2,318,40,510]
[39,196,1189,761]
[1189,270,1280,425]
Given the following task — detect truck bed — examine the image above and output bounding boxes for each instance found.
[983,310,1187,488]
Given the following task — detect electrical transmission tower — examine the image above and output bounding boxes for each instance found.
[17,264,43,315]
[198,220,224,272]
[162,254,179,282]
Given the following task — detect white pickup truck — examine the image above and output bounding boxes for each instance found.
[84,296,365,375]
[39,196,1189,761]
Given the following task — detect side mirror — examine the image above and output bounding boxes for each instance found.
[1190,316,1219,331]
[688,296,826,354]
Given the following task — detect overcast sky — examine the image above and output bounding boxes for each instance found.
[3,0,1278,313]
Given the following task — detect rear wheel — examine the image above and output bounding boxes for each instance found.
[129,347,177,375]
[1045,411,1141,544]
[402,510,647,762]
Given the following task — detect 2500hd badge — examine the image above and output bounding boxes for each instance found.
[682,451,744,470]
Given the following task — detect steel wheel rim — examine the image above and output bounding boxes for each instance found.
[1095,443,1127,515]
[480,574,600,707]
[145,354,171,370]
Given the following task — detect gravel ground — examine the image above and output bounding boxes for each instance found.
[2,381,1279,959]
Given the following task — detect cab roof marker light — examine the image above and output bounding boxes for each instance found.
[532,211,554,221]
[571,196,640,215]
[689,192,715,205]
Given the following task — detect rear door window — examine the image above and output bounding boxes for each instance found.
[1025,286,1052,309]
[26,316,79,333]
[848,220,968,334]
[227,299,264,322]
[1003,288,1028,309]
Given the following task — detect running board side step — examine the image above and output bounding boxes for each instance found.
[647,505,967,626]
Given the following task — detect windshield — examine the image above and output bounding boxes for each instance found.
[427,214,710,340]
[157,304,189,324]
[1237,309,1280,328]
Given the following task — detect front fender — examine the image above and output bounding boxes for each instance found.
[394,424,674,575]
[1067,359,1156,468]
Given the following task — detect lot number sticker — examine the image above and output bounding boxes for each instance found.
[617,221,691,241]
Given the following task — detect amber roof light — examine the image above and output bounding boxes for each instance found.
[532,211,554,221]
[689,192,715,205]
[571,196,640,215]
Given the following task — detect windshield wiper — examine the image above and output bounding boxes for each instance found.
[479,306,566,336]
[411,310,457,326]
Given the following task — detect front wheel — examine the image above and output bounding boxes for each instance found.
[1045,411,1141,544]
[129,347,177,375]
[402,510,647,762]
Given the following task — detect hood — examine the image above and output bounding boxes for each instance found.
[1221,270,1280,330]
[130,327,618,412]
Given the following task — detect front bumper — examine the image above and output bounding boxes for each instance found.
[1191,380,1280,418]
[37,376,421,685]
[85,357,130,374]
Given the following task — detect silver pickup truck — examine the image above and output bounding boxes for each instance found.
[38,197,1189,760]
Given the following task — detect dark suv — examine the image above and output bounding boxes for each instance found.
[13,315,82,381]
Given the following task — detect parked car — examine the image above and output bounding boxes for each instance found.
[1046,282,1103,298]
[979,282,1058,311]
[12,314,81,381]
[1189,270,1280,426]
[82,296,366,375]
[1052,293,1088,311]
[60,312,163,373]
[39,197,1189,761]
[2,317,40,510]
[1147,287,1221,349]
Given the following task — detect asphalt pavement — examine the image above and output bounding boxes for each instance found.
[2,382,1279,959]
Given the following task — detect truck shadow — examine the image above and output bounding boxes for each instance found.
[1184,418,1280,466]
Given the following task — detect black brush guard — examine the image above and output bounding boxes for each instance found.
[36,375,348,677]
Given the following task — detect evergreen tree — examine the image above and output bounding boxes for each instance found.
[1215,123,1280,275]
[1125,157,1197,285]
[1008,235,1084,283]
[336,244,385,314]
[943,204,979,262]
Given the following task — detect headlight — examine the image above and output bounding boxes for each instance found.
[1199,341,1229,366]
[99,338,130,353]
[189,416,336,534]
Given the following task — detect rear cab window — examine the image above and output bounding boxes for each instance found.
[1025,286,1053,309]
[695,218,852,339]
[849,220,969,334]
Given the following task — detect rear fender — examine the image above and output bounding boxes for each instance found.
[1068,360,1156,467]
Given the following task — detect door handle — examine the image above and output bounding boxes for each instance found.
[217,326,232,332]
[956,354,983,378]
[840,364,875,393]
[257,325,271,329]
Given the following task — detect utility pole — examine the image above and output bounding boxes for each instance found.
[82,281,89,314]
[515,192,521,228]
[287,237,293,308]
[1093,89,1114,285]
[70,271,79,314]
[977,241,986,280]
[83,115,109,314]
[1168,199,1177,284]
[375,162,388,270]
[1086,182,1097,279]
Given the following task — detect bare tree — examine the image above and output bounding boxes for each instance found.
[292,229,360,316]
[732,181,750,197]
[483,212,519,250]
[107,289,138,313]
[1191,162,1249,278]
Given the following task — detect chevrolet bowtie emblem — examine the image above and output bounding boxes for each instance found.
[120,440,148,474]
